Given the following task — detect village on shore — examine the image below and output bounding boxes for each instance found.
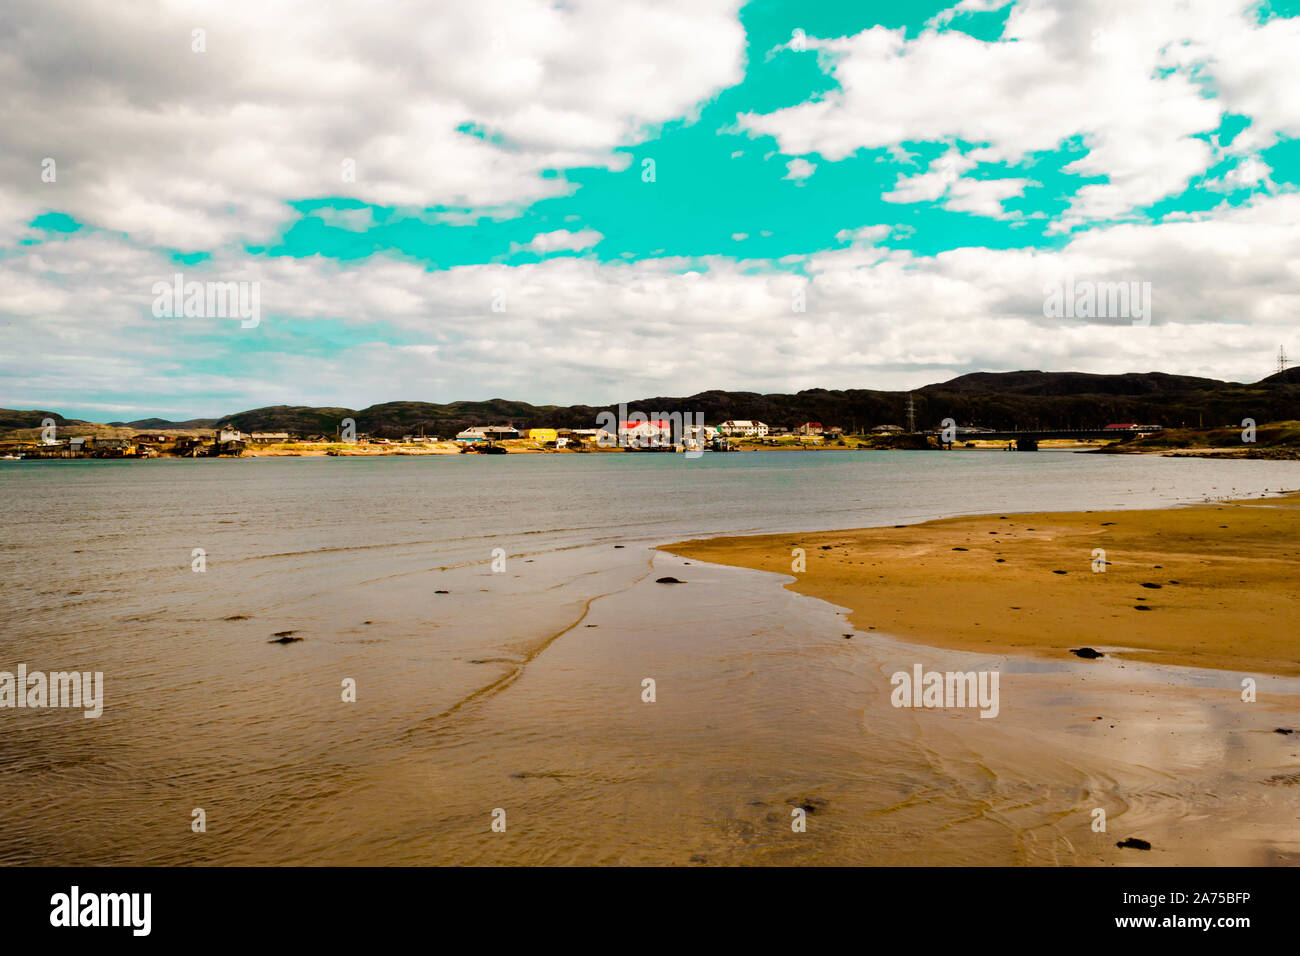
[0,418,1165,459]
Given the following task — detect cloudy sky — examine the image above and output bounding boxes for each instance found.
[3,0,1299,420]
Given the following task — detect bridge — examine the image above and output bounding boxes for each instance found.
[925,428,1138,450]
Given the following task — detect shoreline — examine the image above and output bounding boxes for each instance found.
[7,443,1285,459]
[662,490,1300,677]
[9,430,1300,459]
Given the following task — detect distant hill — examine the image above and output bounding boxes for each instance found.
[119,417,219,429]
[912,370,1296,430]
[0,409,215,441]
[215,405,358,436]
[209,370,1300,437]
[925,371,1225,396]
[7,369,1300,439]
[0,409,86,430]
[1258,367,1300,386]
[0,409,216,433]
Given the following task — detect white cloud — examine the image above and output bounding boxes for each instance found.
[4,0,1299,416]
[740,0,1300,226]
[878,150,1027,217]
[944,177,1030,217]
[523,228,604,253]
[834,224,892,244]
[882,150,973,204]
[932,0,1016,25]
[5,192,1300,415]
[0,0,745,248]
[1203,156,1275,193]
[784,158,817,180]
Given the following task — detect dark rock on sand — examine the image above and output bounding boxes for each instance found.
[656,576,686,584]
[1070,647,1105,659]
[793,797,828,814]
[1275,727,1295,735]
[268,631,302,644]
[1116,837,1152,850]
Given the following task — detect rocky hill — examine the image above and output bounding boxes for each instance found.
[6,369,1299,440]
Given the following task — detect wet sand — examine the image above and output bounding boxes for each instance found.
[365,552,1300,866]
[4,461,1298,866]
[663,492,1300,677]
[649,494,1300,864]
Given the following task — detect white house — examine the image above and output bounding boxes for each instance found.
[618,419,674,447]
[681,424,716,442]
[456,425,520,442]
[680,423,719,452]
[718,420,768,437]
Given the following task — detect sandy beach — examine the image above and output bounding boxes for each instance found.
[664,492,1300,677]
[652,491,1300,864]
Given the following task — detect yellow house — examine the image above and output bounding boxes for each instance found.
[527,428,558,442]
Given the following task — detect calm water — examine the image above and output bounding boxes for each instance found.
[0,451,1296,864]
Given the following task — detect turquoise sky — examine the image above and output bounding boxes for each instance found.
[7,0,1300,419]
[256,2,1293,268]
